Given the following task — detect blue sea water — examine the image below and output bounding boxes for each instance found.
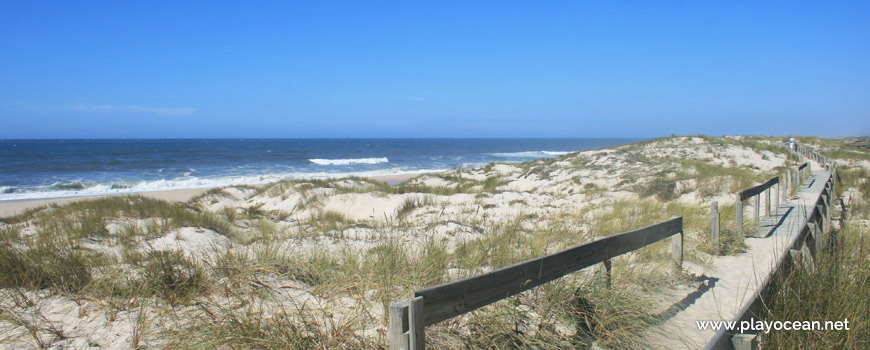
[0,138,641,201]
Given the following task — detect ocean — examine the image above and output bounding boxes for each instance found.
[0,138,641,201]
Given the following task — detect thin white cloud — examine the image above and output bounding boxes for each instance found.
[401,96,427,102]
[70,103,195,116]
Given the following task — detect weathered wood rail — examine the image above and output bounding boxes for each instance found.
[734,176,779,237]
[725,139,834,241]
[711,158,809,253]
[389,217,684,349]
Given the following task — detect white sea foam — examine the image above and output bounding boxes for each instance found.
[0,168,448,201]
[490,151,572,158]
[309,157,389,165]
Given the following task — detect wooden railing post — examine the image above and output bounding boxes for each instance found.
[792,169,801,188]
[389,298,425,350]
[711,201,720,255]
[798,167,802,184]
[774,178,780,216]
[736,193,744,236]
[754,195,760,224]
[672,230,683,271]
[598,259,612,288]
[825,181,832,235]
[389,301,410,350]
[408,296,425,350]
[732,333,758,350]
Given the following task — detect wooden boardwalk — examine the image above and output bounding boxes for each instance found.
[644,164,831,349]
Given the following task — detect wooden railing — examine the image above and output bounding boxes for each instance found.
[727,139,839,240]
[735,176,779,236]
[707,169,836,349]
[388,217,684,349]
[709,159,809,254]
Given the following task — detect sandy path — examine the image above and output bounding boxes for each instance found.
[644,167,830,348]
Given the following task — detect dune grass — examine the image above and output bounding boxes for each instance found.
[762,218,869,348]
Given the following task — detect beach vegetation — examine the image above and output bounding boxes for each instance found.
[190,187,236,203]
[0,232,99,293]
[508,199,527,206]
[482,175,509,193]
[638,176,678,201]
[140,250,207,305]
[763,185,870,348]
[306,210,350,233]
[396,195,435,221]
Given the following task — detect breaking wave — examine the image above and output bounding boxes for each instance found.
[490,151,571,158]
[309,157,389,165]
[0,168,448,201]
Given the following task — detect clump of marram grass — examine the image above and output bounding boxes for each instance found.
[762,222,870,349]
[638,176,678,201]
[170,300,380,350]
[189,187,236,204]
[396,195,436,220]
[482,175,509,193]
[305,210,350,234]
[140,250,207,305]
[0,239,98,294]
[0,223,103,293]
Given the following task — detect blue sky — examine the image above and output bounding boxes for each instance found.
[1,1,868,138]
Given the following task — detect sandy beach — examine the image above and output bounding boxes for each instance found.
[0,173,422,218]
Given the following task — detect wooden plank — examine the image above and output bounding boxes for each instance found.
[711,201,720,255]
[732,333,758,350]
[595,259,612,288]
[817,205,825,240]
[739,176,779,201]
[414,217,683,326]
[754,195,760,223]
[408,296,425,350]
[389,301,410,350]
[736,195,744,236]
[774,182,779,215]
